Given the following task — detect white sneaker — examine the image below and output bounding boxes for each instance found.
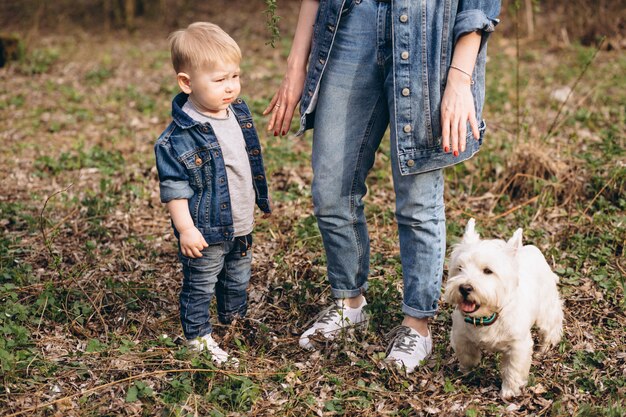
[188,333,238,367]
[385,325,432,373]
[299,298,368,350]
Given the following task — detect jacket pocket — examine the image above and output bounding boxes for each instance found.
[181,148,213,191]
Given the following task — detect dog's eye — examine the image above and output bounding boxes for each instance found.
[483,268,493,275]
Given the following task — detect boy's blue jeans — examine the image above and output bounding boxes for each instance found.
[311,0,445,319]
[179,236,252,339]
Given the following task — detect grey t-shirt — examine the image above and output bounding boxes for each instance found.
[182,100,254,237]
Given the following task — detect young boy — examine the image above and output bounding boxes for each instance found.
[154,22,271,365]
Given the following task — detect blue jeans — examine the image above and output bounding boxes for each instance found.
[312,0,446,319]
[179,236,252,339]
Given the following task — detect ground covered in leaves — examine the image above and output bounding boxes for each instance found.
[1,2,624,416]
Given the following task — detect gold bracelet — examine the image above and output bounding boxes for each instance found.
[449,65,475,85]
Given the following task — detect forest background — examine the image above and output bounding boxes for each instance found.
[0,0,624,415]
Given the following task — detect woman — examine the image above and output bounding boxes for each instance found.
[265,0,501,373]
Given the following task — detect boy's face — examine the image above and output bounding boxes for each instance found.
[177,61,241,118]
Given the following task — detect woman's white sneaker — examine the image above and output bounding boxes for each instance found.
[385,325,432,373]
[299,298,368,350]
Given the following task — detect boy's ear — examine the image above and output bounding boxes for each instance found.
[177,72,192,94]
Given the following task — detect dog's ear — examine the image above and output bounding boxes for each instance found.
[507,228,523,252]
[463,218,480,244]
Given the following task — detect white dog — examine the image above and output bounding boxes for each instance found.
[444,219,563,399]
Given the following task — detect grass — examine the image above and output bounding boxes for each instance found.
[0,4,624,416]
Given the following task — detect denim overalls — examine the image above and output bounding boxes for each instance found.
[298,0,500,318]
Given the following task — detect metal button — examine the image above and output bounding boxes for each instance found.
[403,124,412,133]
[402,88,410,96]
[213,151,220,157]
[245,123,252,128]
[202,126,208,132]
[255,175,265,181]
[399,14,408,23]
[235,99,242,104]
[251,149,260,156]
[219,177,225,184]
[401,51,409,60]
[195,157,202,166]
[221,203,227,209]
[407,159,415,167]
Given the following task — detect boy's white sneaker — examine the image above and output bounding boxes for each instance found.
[385,325,432,373]
[188,333,238,367]
[299,298,368,350]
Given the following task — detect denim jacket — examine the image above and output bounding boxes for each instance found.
[298,0,501,175]
[155,93,271,243]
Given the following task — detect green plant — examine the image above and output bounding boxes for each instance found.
[18,47,59,75]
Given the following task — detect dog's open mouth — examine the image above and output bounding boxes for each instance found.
[460,301,480,314]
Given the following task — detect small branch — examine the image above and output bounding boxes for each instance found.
[39,183,74,258]
[5,368,285,417]
[515,1,521,143]
[542,37,606,142]
[264,0,281,48]
[38,183,109,340]
[488,195,540,221]
[578,171,616,223]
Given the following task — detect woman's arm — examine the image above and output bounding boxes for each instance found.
[441,31,482,156]
[264,0,320,137]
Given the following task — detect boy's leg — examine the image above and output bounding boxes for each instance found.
[215,235,252,324]
[179,244,225,340]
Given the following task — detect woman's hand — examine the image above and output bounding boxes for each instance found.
[263,67,307,137]
[263,0,319,137]
[441,68,480,157]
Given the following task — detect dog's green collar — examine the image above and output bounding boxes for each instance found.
[464,312,498,326]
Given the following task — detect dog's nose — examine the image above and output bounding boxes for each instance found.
[459,284,474,297]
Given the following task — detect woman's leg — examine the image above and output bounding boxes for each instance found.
[312,0,391,300]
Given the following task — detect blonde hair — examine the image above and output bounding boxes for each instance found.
[168,22,241,73]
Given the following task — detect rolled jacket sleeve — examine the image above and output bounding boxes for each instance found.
[454,1,501,45]
[155,142,194,203]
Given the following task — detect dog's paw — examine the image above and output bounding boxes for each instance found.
[537,343,553,355]
[459,364,475,373]
[500,384,522,400]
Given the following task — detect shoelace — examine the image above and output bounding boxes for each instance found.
[386,326,419,355]
[314,305,343,326]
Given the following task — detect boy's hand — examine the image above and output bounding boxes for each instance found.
[179,227,209,258]
[262,196,273,218]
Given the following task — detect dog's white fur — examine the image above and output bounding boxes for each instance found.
[444,219,563,399]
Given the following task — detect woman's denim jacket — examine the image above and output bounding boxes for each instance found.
[155,93,271,243]
[298,0,501,175]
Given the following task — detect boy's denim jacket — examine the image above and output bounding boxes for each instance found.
[155,93,271,243]
[298,0,501,175]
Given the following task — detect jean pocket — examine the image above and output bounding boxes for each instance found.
[341,0,357,16]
